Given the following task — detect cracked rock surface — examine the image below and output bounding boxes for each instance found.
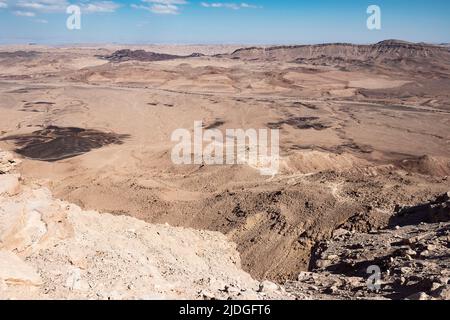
[285,195,450,300]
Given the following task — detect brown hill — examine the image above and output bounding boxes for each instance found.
[100,49,204,63]
[225,40,450,73]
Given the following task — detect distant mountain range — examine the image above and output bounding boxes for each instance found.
[96,40,450,75]
[219,40,450,72]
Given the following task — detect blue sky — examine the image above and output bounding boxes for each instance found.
[0,0,449,44]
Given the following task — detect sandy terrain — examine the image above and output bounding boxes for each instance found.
[1,149,448,300]
[0,41,449,287]
[0,149,289,300]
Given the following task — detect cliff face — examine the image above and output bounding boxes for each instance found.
[285,208,450,300]
[226,41,450,72]
[0,149,287,300]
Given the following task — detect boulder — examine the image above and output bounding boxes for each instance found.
[431,285,450,300]
[0,174,20,195]
[406,292,432,300]
[258,280,279,293]
[0,250,42,286]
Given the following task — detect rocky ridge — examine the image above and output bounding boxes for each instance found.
[285,194,450,300]
[0,149,287,300]
[100,50,204,63]
[225,40,450,73]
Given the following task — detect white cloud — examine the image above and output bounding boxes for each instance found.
[130,4,146,10]
[9,1,120,15]
[132,0,187,15]
[35,18,48,22]
[0,2,8,9]
[240,2,260,9]
[15,0,68,13]
[13,10,35,16]
[201,2,261,10]
[150,3,178,14]
[83,1,120,13]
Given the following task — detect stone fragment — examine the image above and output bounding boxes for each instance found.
[431,285,450,299]
[316,259,332,268]
[406,292,431,300]
[258,280,279,293]
[332,228,350,238]
[0,250,42,286]
[0,174,20,195]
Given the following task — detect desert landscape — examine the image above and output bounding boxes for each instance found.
[0,40,449,300]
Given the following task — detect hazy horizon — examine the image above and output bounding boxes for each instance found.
[1,0,450,45]
[1,39,449,47]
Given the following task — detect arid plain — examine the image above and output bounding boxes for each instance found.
[1,41,450,299]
